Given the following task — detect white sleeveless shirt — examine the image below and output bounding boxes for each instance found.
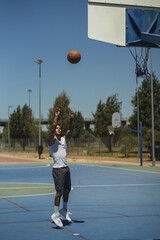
[48,137,67,168]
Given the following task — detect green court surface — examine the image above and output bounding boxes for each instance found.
[0,182,56,197]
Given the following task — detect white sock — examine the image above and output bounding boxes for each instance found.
[54,206,59,216]
[63,202,67,211]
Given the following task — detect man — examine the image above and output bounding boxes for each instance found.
[48,108,74,228]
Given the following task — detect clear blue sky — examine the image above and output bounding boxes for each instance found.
[0,0,160,123]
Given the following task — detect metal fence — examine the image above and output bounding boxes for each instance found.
[0,137,140,158]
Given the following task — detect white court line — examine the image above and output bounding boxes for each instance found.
[0,186,53,189]
[0,182,53,185]
[1,182,160,190]
[2,193,55,198]
[73,183,160,187]
[0,164,51,170]
[77,163,160,174]
[1,183,160,198]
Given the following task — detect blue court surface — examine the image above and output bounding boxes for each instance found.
[0,163,160,240]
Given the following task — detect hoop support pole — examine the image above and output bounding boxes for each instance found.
[120,121,143,166]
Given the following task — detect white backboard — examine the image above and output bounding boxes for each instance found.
[112,112,121,128]
[88,0,160,10]
[88,0,160,47]
[88,4,126,46]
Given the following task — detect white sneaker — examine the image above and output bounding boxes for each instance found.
[51,213,63,228]
[60,209,72,222]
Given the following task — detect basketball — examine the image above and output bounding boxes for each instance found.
[67,50,81,64]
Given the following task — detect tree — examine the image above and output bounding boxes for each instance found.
[48,91,72,136]
[9,105,36,150]
[129,73,160,130]
[93,94,122,152]
[129,73,160,157]
[72,111,85,139]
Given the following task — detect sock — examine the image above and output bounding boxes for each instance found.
[54,206,59,216]
[63,202,67,211]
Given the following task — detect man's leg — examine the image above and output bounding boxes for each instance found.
[60,189,71,221]
[60,167,72,221]
[54,192,62,215]
[51,168,64,227]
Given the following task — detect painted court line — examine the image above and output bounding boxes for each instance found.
[0,196,31,212]
[0,186,53,189]
[2,193,55,198]
[74,183,160,187]
[0,193,89,240]
[0,164,50,170]
[46,219,89,240]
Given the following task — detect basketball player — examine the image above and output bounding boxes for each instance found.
[48,108,74,228]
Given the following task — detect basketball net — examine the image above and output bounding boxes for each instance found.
[128,47,150,84]
[107,126,115,135]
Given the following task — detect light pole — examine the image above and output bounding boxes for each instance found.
[8,105,13,151]
[34,59,43,158]
[28,89,32,107]
[150,49,155,166]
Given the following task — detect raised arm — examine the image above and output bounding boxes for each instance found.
[48,109,60,146]
[65,109,74,141]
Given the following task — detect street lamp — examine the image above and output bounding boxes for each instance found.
[28,89,32,108]
[34,59,43,159]
[8,105,13,151]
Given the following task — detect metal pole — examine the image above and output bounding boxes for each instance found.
[34,59,43,159]
[8,106,13,151]
[140,122,143,166]
[39,63,41,147]
[8,107,9,151]
[137,86,140,156]
[28,89,32,107]
[150,49,155,167]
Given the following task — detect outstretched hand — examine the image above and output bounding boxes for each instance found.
[54,109,60,118]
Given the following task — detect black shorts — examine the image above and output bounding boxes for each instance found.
[52,166,71,194]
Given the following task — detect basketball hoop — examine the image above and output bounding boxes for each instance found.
[107,126,115,135]
[128,47,150,83]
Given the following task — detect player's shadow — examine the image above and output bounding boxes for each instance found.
[61,219,72,226]
[72,220,85,224]
[52,219,85,229]
[61,219,85,226]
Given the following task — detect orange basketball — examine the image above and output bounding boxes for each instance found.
[67,50,81,64]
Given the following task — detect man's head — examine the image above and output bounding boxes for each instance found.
[55,124,61,135]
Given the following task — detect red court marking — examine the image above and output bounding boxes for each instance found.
[0,195,88,239]
[46,219,89,240]
[78,178,88,185]
[0,196,31,212]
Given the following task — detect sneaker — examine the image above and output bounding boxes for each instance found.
[51,213,63,228]
[60,208,72,222]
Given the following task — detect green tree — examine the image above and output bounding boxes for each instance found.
[129,73,160,157]
[48,91,72,136]
[9,105,36,150]
[120,133,137,157]
[129,73,160,130]
[72,111,85,139]
[93,94,122,152]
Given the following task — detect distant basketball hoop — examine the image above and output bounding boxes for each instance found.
[112,112,121,128]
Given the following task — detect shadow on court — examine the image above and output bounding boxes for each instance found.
[0,163,160,240]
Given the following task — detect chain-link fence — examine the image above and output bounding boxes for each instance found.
[0,136,142,158]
